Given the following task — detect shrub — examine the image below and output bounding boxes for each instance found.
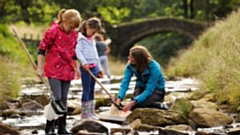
[0,56,21,103]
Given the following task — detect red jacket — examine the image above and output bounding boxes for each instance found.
[39,24,78,81]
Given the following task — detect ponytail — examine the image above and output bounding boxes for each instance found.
[56,9,67,24]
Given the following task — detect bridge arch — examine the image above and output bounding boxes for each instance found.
[106,17,206,59]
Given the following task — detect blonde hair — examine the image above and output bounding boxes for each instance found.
[130,46,153,73]
[56,9,81,28]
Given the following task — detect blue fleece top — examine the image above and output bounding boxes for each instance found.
[117,60,165,104]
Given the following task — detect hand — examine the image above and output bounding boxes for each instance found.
[36,67,43,78]
[97,71,103,78]
[75,69,80,79]
[82,64,89,71]
[115,98,122,105]
[122,101,136,112]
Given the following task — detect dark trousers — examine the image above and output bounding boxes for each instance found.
[48,78,70,107]
[132,87,165,110]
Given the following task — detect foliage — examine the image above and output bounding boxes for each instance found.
[0,24,35,103]
[0,25,28,64]
[138,32,193,67]
[166,9,240,110]
[174,98,193,120]
[1,0,240,25]
[0,56,21,103]
[108,56,126,75]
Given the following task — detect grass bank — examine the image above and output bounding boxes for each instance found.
[166,9,240,110]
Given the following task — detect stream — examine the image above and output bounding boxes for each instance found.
[2,76,236,135]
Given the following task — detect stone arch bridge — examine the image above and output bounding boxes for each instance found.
[106,17,206,59]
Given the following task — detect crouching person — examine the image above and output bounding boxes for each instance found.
[115,46,168,112]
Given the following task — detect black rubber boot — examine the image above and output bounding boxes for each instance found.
[45,120,56,135]
[57,114,72,135]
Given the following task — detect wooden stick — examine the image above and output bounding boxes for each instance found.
[12,28,37,70]
[12,28,51,92]
[87,69,114,99]
[87,69,123,110]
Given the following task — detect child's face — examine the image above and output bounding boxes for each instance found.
[62,21,76,33]
[86,25,98,37]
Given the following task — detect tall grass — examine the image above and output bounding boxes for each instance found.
[0,24,35,103]
[0,57,21,103]
[166,9,240,110]
[108,56,126,75]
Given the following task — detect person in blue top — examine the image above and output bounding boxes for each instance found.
[115,45,168,112]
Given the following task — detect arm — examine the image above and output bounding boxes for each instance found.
[36,27,56,77]
[106,45,110,54]
[94,41,102,73]
[73,59,80,79]
[36,54,45,77]
[75,38,88,71]
[117,64,133,100]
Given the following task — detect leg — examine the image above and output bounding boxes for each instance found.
[80,68,92,120]
[57,80,71,134]
[100,55,111,78]
[88,67,99,119]
[45,78,63,135]
[132,88,167,110]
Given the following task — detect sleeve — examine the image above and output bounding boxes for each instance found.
[39,27,57,51]
[133,62,161,103]
[75,38,87,65]
[94,41,102,72]
[117,64,133,100]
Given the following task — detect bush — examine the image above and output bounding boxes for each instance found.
[0,56,21,103]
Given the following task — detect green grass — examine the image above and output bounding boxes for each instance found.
[0,56,21,102]
[166,9,240,110]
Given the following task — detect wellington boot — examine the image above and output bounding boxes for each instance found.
[57,114,72,135]
[45,120,56,135]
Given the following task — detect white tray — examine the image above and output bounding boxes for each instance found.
[99,111,131,122]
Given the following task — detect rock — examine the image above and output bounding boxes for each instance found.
[136,124,163,132]
[127,119,141,129]
[9,113,21,118]
[227,127,240,135]
[233,114,240,123]
[165,124,195,134]
[164,129,189,135]
[189,108,233,127]
[0,100,13,110]
[0,122,19,135]
[123,108,186,126]
[2,109,26,118]
[21,100,44,110]
[195,131,209,135]
[71,120,108,134]
[70,106,81,115]
[191,100,218,110]
[110,127,131,134]
[34,94,50,106]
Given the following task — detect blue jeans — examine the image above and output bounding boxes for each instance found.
[80,67,97,101]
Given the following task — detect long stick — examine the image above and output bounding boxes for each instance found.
[12,29,37,70]
[87,69,123,110]
[87,69,113,98]
[12,28,51,92]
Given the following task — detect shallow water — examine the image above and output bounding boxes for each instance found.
[2,77,224,135]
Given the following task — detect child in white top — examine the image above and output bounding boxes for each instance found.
[75,17,103,120]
